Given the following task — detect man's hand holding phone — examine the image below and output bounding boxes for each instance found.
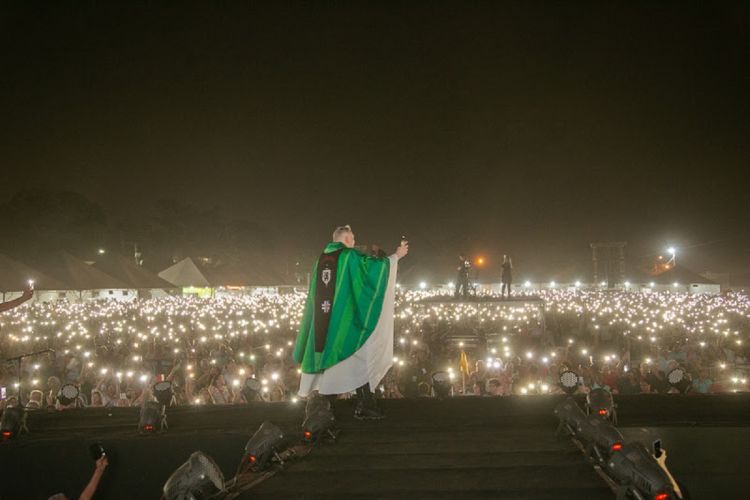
[395,236,409,259]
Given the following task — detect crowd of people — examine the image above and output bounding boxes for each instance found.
[396,288,750,397]
[1,288,748,411]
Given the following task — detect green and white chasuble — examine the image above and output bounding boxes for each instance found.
[294,242,399,396]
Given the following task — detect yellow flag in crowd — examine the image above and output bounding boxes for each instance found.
[459,350,470,375]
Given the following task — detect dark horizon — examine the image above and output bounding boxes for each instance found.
[2,1,749,281]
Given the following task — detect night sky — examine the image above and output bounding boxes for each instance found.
[2,1,748,279]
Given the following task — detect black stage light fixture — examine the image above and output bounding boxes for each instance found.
[1,406,28,440]
[559,370,580,395]
[667,368,691,394]
[607,442,677,500]
[431,371,452,399]
[587,387,617,424]
[57,384,80,407]
[139,401,166,434]
[575,414,625,465]
[163,451,226,500]
[242,377,262,403]
[302,406,337,443]
[153,381,175,407]
[553,397,588,437]
[241,421,286,472]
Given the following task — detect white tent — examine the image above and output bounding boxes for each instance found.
[158,258,211,288]
[39,251,138,302]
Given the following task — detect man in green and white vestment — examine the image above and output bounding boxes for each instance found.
[294,225,408,419]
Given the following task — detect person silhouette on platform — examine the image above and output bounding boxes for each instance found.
[455,254,471,300]
[501,255,513,299]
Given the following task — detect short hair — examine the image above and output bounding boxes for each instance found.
[332,225,352,242]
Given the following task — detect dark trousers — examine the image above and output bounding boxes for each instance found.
[355,383,378,409]
[501,282,511,297]
[356,383,372,400]
[455,277,469,298]
[323,383,373,404]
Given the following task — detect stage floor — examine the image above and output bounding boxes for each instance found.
[1,395,747,499]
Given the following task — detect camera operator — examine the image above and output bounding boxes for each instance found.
[455,254,471,299]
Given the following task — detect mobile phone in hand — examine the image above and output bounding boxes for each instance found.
[89,442,106,461]
[653,439,662,458]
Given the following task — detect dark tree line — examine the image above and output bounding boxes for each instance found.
[0,189,283,274]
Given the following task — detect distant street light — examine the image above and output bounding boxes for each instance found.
[98,248,106,255]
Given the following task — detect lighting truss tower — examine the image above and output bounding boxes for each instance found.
[590,242,627,288]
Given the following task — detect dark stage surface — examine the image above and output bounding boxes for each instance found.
[1,395,748,499]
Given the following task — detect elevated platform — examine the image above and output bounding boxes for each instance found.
[1,395,748,499]
[411,295,547,348]
[417,295,544,305]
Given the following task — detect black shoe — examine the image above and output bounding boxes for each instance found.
[354,403,385,420]
[305,395,331,417]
